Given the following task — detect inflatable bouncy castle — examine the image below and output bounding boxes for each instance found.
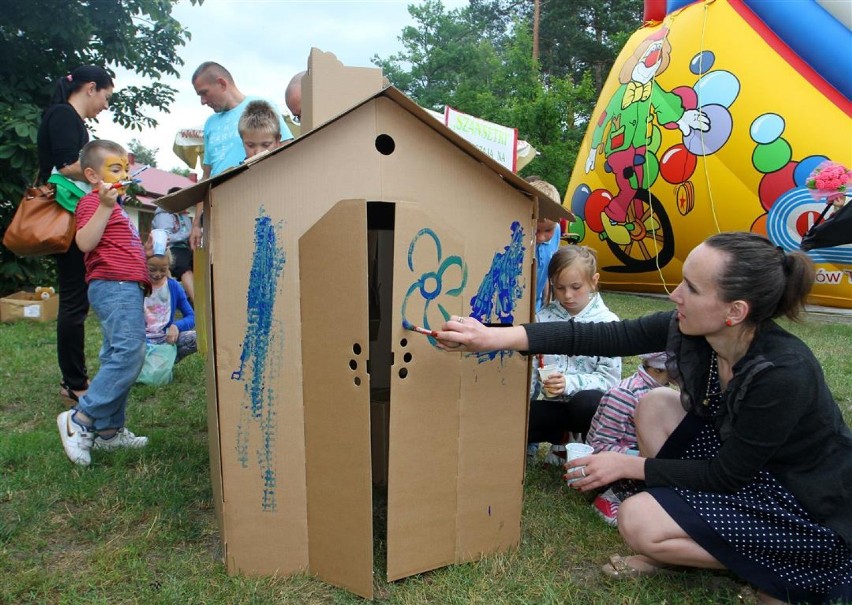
[565,0,852,308]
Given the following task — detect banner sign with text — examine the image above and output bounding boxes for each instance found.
[444,107,518,172]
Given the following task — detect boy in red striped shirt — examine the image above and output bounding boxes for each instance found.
[57,140,151,466]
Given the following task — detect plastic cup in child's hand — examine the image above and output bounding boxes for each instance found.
[539,364,561,397]
[151,229,168,256]
[564,443,594,485]
[538,364,558,382]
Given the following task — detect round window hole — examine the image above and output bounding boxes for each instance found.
[403,352,412,363]
[353,343,361,355]
[375,134,395,155]
[398,368,408,379]
[400,338,408,347]
[349,359,357,370]
[354,376,362,386]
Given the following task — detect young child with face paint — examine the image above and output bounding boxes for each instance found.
[57,140,152,467]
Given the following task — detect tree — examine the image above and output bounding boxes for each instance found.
[538,0,642,92]
[375,1,498,112]
[0,0,202,293]
[465,0,642,92]
[373,0,596,195]
[128,138,158,167]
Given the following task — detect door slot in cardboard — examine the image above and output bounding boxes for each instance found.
[368,199,394,499]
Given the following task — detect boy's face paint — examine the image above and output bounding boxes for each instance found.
[101,155,129,193]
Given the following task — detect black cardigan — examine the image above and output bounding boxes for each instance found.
[524,311,852,547]
[37,104,88,183]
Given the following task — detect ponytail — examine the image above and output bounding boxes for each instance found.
[705,232,814,325]
[48,65,113,106]
[776,250,815,322]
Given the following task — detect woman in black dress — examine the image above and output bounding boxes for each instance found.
[435,232,852,604]
[37,65,114,404]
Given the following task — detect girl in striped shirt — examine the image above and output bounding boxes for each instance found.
[587,352,670,526]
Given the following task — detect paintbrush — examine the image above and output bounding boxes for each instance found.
[130,165,150,178]
[93,166,150,192]
[93,178,141,193]
[402,319,438,337]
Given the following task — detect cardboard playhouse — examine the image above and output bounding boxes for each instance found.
[158,49,572,599]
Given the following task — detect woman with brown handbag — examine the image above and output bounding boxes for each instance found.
[37,65,114,404]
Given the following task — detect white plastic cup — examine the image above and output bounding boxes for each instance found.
[565,443,594,485]
[537,364,558,382]
[151,229,168,256]
[538,364,561,397]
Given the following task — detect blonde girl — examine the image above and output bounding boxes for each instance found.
[529,245,621,464]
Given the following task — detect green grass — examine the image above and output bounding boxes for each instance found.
[1,292,849,605]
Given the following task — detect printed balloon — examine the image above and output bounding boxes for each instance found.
[583,189,612,233]
[660,144,697,184]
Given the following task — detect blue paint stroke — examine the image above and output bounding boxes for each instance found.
[469,221,526,363]
[230,208,286,511]
[401,227,467,346]
[408,228,441,273]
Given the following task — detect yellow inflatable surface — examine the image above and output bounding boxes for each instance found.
[565,0,851,308]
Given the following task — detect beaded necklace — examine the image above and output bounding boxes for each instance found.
[702,351,722,407]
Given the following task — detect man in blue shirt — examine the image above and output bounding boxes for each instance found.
[189,62,293,248]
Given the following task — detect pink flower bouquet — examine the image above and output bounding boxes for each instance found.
[806,160,851,203]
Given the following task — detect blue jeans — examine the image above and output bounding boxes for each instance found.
[77,280,146,431]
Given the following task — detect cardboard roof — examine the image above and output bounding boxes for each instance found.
[156,86,574,224]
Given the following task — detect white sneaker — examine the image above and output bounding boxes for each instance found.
[543,444,567,466]
[57,410,94,466]
[93,427,149,451]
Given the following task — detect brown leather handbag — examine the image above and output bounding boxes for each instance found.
[2,183,76,256]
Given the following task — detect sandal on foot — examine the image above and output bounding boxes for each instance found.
[59,383,86,406]
[601,554,669,579]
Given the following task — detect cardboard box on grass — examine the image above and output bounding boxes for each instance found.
[158,49,573,598]
[0,291,59,322]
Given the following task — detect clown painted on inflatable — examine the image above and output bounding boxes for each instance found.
[584,28,709,224]
[566,0,852,309]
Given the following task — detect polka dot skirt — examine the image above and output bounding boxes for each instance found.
[659,367,852,601]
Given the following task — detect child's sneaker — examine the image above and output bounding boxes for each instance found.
[526,442,540,463]
[592,488,622,527]
[57,410,94,466]
[543,444,567,466]
[93,427,149,451]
